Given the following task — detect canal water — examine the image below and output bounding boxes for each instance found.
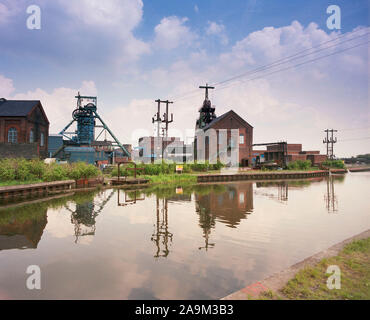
[0,173,369,299]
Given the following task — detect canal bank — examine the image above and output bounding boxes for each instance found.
[0,169,350,203]
[222,229,370,300]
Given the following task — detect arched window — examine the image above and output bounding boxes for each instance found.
[8,127,17,143]
[40,132,44,147]
[29,129,34,143]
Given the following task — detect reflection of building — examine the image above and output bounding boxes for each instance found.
[0,209,47,251]
[151,197,173,258]
[196,183,254,228]
[256,181,289,203]
[195,183,254,250]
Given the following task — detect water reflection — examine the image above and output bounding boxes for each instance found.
[0,208,47,251]
[0,176,344,252]
[65,190,115,243]
[151,197,173,258]
[0,173,366,300]
[118,189,145,206]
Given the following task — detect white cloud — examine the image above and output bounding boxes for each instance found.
[154,16,197,50]
[206,21,228,45]
[194,5,199,13]
[0,74,15,96]
[59,0,149,64]
[60,0,143,31]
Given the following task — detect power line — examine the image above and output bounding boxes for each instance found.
[338,137,370,142]
[169,29,369,102]
[174,39,369,102]
[340,126,370,131]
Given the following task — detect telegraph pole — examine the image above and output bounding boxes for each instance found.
[153,99,164,138]
[323,129,338,159]
[162,100,173,138]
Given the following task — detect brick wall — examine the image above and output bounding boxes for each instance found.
[0,143,39,159]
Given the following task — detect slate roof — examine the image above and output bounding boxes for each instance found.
[202,109,253,131]
[0,99,40,117]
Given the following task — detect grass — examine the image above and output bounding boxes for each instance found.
[0,180,43,187]
[143,174,197,185]
[259,237,370,300]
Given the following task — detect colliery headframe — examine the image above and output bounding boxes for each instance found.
[49,93,130,165]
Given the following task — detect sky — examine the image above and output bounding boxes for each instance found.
[0,0,369,157]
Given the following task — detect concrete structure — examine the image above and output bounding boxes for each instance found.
[0,98,49,158]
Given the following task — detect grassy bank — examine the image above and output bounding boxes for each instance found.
[143,174,197,185]
[260,237,370,300]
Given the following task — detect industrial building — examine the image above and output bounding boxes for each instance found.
[194,84,254,166]
[134,136,192,163]
[0,98,49,159]
[253,143,327,166]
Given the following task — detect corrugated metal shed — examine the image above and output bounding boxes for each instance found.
[64,147,96,164]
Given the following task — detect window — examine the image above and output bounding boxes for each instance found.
[239,134,244,145]
[40,132,44,147]
[29,129,34,143]
[8,127,17,143]
[239,193,245,204]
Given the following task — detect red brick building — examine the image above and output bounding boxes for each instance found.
[258,143,327,166]
[196,110,254,166]
[0,99,49,158]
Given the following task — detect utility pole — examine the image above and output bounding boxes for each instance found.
[161,100,173,138]
[153,99,164,138]
[323,129,338,159]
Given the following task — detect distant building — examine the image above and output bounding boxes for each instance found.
[253,143,327,166]
[0,98,49,159]
[135,136,191,163]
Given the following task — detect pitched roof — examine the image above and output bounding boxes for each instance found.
[0,99,40,117]
[203,109,253,131]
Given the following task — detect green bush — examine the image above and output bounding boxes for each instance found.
[0,158,100,183]
[322,160,345,169]
[43,163,69,182]
[0,159,16,181]
[68,162,100,180]
[287,160,312,170]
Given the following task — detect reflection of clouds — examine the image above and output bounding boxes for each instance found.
[45,208,74,239]
[77,235,94,246]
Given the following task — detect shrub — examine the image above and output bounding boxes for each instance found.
[43,163,69,182]
[287,160,312,170]
[0,159,16,181]
[0,158,100,183]
[68,162,100,180]
[322,160,345,169]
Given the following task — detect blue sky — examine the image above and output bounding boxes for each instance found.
[0,0,369,156]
